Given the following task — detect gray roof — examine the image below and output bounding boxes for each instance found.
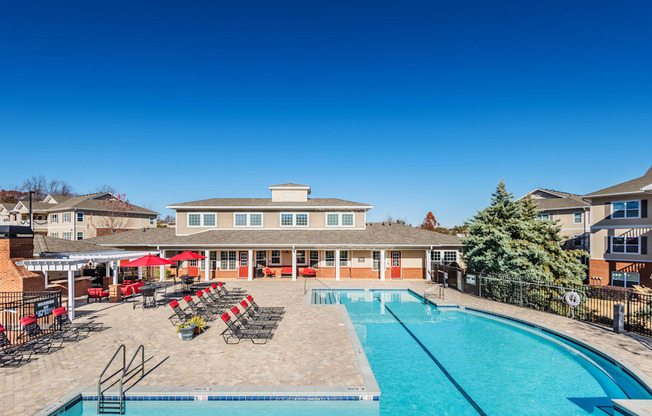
[0,202,16,211]
[86,223,461,248]
[584,166,652,197]
[43,192,158,215]
[269,183,310,188]
[529,189,589,210]
[167,198,371,209]
[33,234,121,256]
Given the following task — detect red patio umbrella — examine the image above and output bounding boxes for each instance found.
[122,255,176,268]
[168,251,207,277]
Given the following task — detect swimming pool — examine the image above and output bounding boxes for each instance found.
[50,289,652,416]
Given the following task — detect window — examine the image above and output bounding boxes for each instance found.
[326,213,355,227]
[296,250,306,265]
[339,250,349,267]
[280,213,308,227]
[220,251,237,271]
[188,213,201,227]
[431,251,442,264]
[256,251,267,267]
[51,213,58,223]
[573,235,583,247]
[372,251,381,271]
[203,214,216,227]
[77,232,84,240]
[210,251,218,271]
[612,201,640,219]
[611,236,639,254]
[443,251,457,265]
[77,212,84,222]
[234,213,262,227]
[51,232,58,238]
[188,259,197,267]
[271,250,281,265]
[573,212,582,224]
[62,232,71,240]
[612,272,640,288]
[63,212,71,223]
[149,217,156,226]
[309,251,319,269]
[325,251,335,267]
[536,213,550,221]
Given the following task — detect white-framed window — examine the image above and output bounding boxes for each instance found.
[51,232,58,238]
[234,213,263,227]
[220,251,237,271]
[611,236,640,254]
[372,251,381,271]
[431,251,442,264]
[77,232,84,240]
[188,213,216,227]
[2,217,7,223]
[77,212,84,222]
[188,213,201,227]
[326,213,355,227]
[444,251,457,265]
[63,212,71,223]
[536,213,550,221]
[339,250,349,267]
[279,213,309,227]
[309,250,319,269]
[256,251,267,267]
[188,259,198,267]
[51,213,58,223]
[611,271,640,288]
[612,201,640,219]
[270,250,281,265]
[149,217,155,226]
[573,212,582,224]
[296,250,307,265]
[325,251,335,267]
[62,232,71,240]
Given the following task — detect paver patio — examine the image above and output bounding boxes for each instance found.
[2,278,652,415]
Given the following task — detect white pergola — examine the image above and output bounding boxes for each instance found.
[18,250,159,320]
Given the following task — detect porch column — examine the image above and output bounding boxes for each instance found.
[291,249,297,281]
[44,270,49,288]
[105,262,111,282]
[67,269,75,320]
[160,250,166,282]
[247,249,253,281]
[205,250,211,281]
[335,249,341,281]
[112,261,118,285]
[426,249,432,282]
[138,267,143,280]
[379,250,386,281]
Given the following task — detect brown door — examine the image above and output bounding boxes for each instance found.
[238,251,248,278]
[391,251,401,278]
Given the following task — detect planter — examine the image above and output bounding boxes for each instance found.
[179,324,196,341]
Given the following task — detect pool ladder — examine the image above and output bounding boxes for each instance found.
[424,283,444,303]
[97,345,145,414]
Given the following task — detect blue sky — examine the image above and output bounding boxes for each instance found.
[1,1,651,226]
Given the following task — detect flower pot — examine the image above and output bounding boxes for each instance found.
[179,324,196,341]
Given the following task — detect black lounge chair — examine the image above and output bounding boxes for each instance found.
[239,300,282,322]
[245,295,284,315]
[183,295,214,321]
[19,315,75,346]
[203,287,232,308]
[230,306,277,331]
[0,324,33,366]
[52,307,102,333]
[216,282,247,298]
[195,290,225,314]
[168,299,193,325]
[220,313,272,344]
[13,318,61,354]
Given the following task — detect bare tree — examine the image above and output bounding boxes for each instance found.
[89,193,135,235]
[94,184,117,194]
[21,175,75,199]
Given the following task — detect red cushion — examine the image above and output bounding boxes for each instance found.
[101,290,109,297]
[0,324,5,332]
[281,267,292,273]
[20,316,37,326]
[217,282,223,286]
[196,291,203,297]
[240,300,248,308]
[169,300,179,308]
[231,306,239,315]
[53,307,66,317]
[221,313,230,322]
[204,288,211,293]
[184,295,192,302]
[246,295,253,302]
[211,284,217,289]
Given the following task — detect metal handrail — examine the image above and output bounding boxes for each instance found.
[424,283,444,302]
[98,344,125,414]
[119,345,145,405]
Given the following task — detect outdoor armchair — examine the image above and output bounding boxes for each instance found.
[87,288,109,303]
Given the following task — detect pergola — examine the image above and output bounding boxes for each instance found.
[18,250,159,320]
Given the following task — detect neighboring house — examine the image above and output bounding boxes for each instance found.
[584,166,652,288]
[0,192,158,239]
[521,189,591,251]
[87,183,462,281]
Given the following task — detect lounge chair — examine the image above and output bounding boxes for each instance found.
[183,295,214,321]
[230,306,277,330]
[216,281,246,298]
[168,300,192,325]
[246,295,285,315]
[0,324,33,366]
[17,317,65,353]
[220,313,273,344]
[204,287,233,308]
[87,288,109,303]
[196,290,225,314]
[239,300,282,322]
[52,307,102,333]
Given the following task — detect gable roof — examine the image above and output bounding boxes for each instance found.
[522,188,589,210]
[33,234,121,256]
[584,166,652,198]
[42,193,158,215]
[85,223,460,248]
[269,183,310,188]
[167,198,372,209]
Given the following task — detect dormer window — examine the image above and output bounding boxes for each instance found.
[612,201,640,219]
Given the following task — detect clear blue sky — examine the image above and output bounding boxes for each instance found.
[1,1,651,226]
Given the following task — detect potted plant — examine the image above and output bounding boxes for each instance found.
[187,316,206,334]
[177,323,196,341]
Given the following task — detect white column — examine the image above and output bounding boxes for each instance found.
[426,250,432,282]
[67,269,75,320]
[138,267,143,280]
[105,262,111,280]
[379,250,386,281]
[291,249,297,281]
[335,249,341,281]
[112,261,118,285]
[160,249,166,282]
[44,270,49,288]
[247,249,253,281]
[205,250,211,281]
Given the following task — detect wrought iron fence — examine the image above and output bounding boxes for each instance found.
[0,291,62,345]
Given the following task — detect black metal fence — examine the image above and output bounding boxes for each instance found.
[0,291,62,345]
[430,265,652,338]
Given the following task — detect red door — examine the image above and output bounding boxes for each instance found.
[391,251,401,278]
[238,251,248,278]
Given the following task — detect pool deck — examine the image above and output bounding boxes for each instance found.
[2,278,652,415]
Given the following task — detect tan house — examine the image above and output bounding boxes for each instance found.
[87,183,462,281]
[521,189,591,251]
[584,166,651,288]
[0,192,158,239]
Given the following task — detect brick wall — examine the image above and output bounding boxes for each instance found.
[589,259,652,287]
